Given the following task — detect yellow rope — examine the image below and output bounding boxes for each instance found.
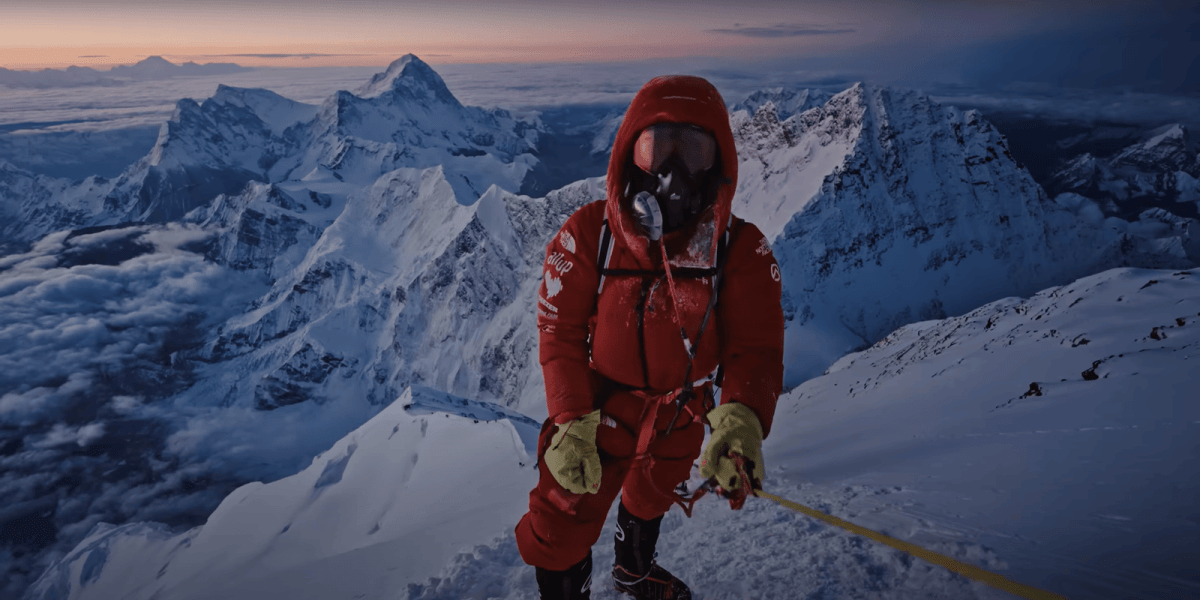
[752,490,1068,600]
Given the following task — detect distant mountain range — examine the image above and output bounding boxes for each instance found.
[0,56,250,89]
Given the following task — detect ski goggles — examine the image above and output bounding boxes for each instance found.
[632,122,717,176]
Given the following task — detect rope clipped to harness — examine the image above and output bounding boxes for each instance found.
[672,451,755,517]
[656,237,727,438]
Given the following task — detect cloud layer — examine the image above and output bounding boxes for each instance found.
[0,224,263,596]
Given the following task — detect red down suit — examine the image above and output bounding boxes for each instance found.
[515,75,785,571]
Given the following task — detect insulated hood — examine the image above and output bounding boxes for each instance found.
[606,75,738,268]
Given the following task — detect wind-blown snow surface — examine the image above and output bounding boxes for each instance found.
[30,268,1200,599]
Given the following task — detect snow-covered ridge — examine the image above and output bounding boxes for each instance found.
[186,169,599,420]
[730,86,832,121]
[354,54,461,105]
[0,55,543,248]
[767,266,1200,599]
[25,386,541,600]
[1049,122,1200,220]
[730,82,1196,383]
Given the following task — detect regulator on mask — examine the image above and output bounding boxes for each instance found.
[627,123,719,239]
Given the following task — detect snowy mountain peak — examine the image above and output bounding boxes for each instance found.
[732,86,832,120]
[1111,123,1197,173]
[1145,123,1187,148]
[136,55,172,67]
[110,55,179,79]
[0,157,33,176]
[209,84,319,137]
[354,54,460,107]
[730,80,1155,381]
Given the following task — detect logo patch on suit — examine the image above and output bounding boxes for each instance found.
[544,271,563,298]
[548,252,574,274]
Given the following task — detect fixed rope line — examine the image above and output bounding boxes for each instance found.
[752,490,1068,600]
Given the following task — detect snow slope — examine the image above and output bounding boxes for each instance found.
[769,266,1200,599]
[25,386,540,600]
[30,266,1199,599]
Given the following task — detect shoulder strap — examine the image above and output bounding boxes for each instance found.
[713,217,744,388]
[596,219,615,294]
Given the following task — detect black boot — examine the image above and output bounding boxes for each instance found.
[536,551,593,600]
[612,502,691,599]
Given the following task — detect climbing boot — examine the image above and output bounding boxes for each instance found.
[612,502,692,599]
[536,550,593,600]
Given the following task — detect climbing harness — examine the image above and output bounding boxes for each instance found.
[595,215,736,515]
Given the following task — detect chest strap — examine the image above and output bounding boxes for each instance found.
[595,218,736,293]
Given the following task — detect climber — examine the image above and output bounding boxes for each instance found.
[515,74,785,600]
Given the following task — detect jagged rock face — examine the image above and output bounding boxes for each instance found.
[1049,124,1200,220]
[101,87,314,224]
[728,83,1192,382]
[190,182,336,279]
[0,162,117,252]
[783,85,1055,336]
[1111,125,1198,173]
[189,166,600,416]
[1,162,69,251]
[731,87,832,121]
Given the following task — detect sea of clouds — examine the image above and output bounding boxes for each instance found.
[0,223,268,595]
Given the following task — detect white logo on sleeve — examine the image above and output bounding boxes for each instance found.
[756,236,771,256]
[547,252,574,274]
[560,231,577,254]
[615,522,625,541]
[544,271,563,298]
[770,264,781,282]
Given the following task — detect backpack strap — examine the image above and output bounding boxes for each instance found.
[592,216,743,401]
[596,218,615,294]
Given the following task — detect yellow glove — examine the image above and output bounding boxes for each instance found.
[544,410,603,494]
[700,402,765,491]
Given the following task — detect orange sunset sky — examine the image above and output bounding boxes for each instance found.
[0,0,1136,70]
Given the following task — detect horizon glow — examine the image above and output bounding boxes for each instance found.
[0,0,1133,70]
